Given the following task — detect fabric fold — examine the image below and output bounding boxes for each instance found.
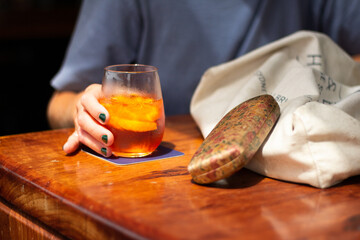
[190,31,360,188]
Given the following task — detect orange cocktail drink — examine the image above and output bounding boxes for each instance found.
[100,94,165,157]
[100,64,165,157]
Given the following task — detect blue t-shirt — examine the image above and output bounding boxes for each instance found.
[51,0,360,115]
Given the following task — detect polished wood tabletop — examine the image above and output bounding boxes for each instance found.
[1,115,360,240]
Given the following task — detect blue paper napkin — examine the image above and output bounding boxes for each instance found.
[82,145,184,165]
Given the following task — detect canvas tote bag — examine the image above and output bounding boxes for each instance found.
[190,31,360,188]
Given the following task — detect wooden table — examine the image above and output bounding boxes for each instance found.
[1,115,360,240]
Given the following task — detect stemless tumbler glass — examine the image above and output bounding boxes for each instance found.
[99,64,165,157]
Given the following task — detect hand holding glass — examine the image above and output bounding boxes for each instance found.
[99,64,165,157]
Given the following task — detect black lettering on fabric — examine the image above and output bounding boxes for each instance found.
[274,94,288,104]
[307,54,322,66]
[255,71,267,93]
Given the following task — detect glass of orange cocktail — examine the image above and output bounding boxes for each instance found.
[99,64,165,157]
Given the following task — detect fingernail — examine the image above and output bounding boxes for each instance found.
[101,147,107,156]
[102,135,108,144]
[99,113,106,123]
[62,142,68,151]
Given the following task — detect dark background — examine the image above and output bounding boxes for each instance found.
[0,0,81,136]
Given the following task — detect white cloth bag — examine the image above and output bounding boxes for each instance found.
[190,31,360,188]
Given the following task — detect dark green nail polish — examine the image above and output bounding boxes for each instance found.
[101,147,107,156]
[99,113,106,123]
[102,135,108,144]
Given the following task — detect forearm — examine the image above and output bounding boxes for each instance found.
[47,91,83,129]
[354,54,360,62]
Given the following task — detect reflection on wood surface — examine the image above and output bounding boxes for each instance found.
[0,115,360,239]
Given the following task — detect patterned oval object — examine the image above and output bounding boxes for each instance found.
[188,94,280,184]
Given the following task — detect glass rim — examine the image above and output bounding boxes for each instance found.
[104,64,158,73]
